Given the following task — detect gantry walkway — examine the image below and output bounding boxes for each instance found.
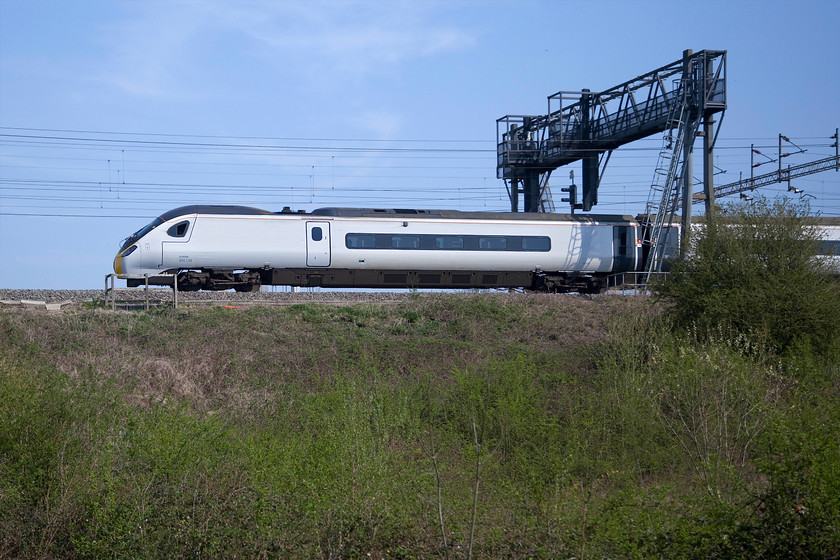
[497,50,726,212]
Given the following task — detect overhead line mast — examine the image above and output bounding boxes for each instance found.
[694,129,840,203]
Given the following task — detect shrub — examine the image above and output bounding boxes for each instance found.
[655,197,840,358]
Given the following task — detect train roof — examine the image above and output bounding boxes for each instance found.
[157,205,840,226]
[160,204,637,223]
[160,205,274,221]
[309,207,637,222]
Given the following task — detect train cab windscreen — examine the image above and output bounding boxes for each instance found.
[120,217,164,252]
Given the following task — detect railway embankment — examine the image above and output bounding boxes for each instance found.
[0,288,619,310]
[1,289,432,311]
[0,288,418,304]
[2,291,838,558]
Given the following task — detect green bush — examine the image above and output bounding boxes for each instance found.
[655,198,840,358]
[1,290,837,558]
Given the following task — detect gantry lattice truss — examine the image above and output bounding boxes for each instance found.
[496,50,727,213]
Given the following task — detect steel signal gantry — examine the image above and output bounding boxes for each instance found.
[497,50,727,213]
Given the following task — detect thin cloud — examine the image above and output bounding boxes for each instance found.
[199,1,480,78]
[348,109,405,139]
[91,1,480,99]
[94,3,212,98]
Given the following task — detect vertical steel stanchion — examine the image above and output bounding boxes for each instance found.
[144,274,150,311]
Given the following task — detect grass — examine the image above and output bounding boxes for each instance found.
[1,293,838,558]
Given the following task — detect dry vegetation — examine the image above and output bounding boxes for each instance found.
[2,289,838,559]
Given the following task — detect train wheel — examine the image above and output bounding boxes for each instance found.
[177,272,203,291]
[234,283,260,293]
[585,279,607,294]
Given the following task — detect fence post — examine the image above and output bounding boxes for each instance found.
[144,274,150,311]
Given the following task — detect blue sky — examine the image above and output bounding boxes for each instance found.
[1,0,838,288]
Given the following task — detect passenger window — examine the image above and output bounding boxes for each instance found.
[819,240,840,255]
[311,227,323,241]
[167,221,190,238]
[391,235,420,249]
[522,237,550,251]
[435,236,464,249]
[346,234,375,248]
[479,237,506,250]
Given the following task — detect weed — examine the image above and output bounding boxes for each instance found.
[1,292,838,557]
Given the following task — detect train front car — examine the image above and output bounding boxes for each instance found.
[113,205,275,292]
[113,214,167,277]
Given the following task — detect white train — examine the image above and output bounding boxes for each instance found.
[113,205,643,293]
[113,205,840,293]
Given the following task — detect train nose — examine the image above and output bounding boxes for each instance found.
[114,244,138,275]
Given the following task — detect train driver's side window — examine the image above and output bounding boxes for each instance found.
[167,221,190,238]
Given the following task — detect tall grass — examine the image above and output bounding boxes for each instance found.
[1,293,838,558]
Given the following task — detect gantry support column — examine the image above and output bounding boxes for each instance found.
[680,49,694,254]
[703,117,716,213]
[523,172,541,213]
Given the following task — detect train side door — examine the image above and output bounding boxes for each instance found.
[161,218,195,269]
[612,225,635,272]
[306,221,331,267]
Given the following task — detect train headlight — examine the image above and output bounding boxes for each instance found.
[114,244,138,275]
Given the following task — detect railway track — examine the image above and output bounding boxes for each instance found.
[0,288,545,309]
